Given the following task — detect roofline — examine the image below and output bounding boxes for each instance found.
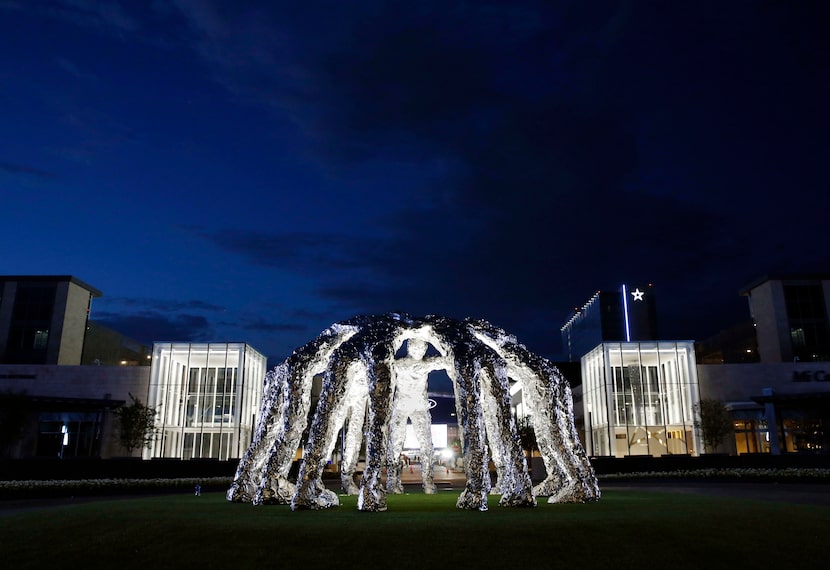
[150,341,267,358]
[739,273,830,296]
[0,275,103,297]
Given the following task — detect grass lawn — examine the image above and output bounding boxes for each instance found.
[2,488,828,569]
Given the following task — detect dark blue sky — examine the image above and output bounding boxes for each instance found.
[2,1,828,363]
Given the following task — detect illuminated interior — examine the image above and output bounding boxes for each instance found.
[581,341,701,457]
[145,343,266,460]
[404,423,448,451]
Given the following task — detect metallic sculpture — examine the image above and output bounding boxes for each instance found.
[227,314,599,512]
[386,338,447,495]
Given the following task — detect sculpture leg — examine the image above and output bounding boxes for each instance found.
[476,364,535,507]
[227,417,278,502]
[543,387,600,503]
[525,368,599,503]
[292,363,356,510]
[479,371,506,495]
[533,424,581,502]
[411,409,436,494]
[454,357,490,511]
[340,401,365,495]
[292,437,340,510]
[228,368,285,503]
[243,328,359,506]
[253,376,312,505]
[385,409,406,494]
[358,361,393,512]
[254,422,302,505]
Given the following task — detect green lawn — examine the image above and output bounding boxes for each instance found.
[2,489,828,568]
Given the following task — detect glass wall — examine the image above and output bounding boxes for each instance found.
[582,341,701,457]
[145,343,266,460]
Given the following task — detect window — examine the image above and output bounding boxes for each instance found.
[732,417,770,454]
[782,417,824,453]
[785,284,830,361]
[5,283,56,363]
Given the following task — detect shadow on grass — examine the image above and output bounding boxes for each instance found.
[2,488,828,568]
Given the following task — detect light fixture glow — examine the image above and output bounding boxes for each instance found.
[622,284,632,342]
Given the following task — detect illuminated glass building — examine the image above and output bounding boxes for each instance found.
[561,283,702,457]
[145,343,266,461]
[581,341,700,457]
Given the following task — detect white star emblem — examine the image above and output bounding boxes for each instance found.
[631,288,645,301]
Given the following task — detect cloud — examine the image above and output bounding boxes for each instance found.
[192,228,371,270]
[93,313,213,345]
[0,161,58,181]
[101,297,226,313]
[222,316,309,334]
[166,0,309,116]
[0,1,141,41]
[296,3,830,344]
[56,57,97,80]
[92,296,227,345]
[37,1,830,355]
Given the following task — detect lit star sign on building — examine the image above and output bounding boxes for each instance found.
[621,284,647,341]
[619,283,655,342]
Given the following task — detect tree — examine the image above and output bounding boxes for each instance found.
[516,415,536,458]
[114,393,157,455]
[694,398,733,453]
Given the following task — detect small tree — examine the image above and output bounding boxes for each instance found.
[114,393,157,455]
[693,398,733,453]
[517,416,536,458]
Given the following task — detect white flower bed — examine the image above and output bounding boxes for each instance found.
[2,469,829,496]
[0,476,233,495]
[599,467,830,480]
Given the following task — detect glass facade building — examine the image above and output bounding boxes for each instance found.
[145,343,266,460]
[582,341,701,457]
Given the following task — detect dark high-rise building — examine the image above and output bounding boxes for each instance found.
[0,276,102,365]
[560,283,658,362]
[740,274,830,363]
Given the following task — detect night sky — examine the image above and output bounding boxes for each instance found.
[2,1,828,363]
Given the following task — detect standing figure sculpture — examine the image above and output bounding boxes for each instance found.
[386,338,448,494]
